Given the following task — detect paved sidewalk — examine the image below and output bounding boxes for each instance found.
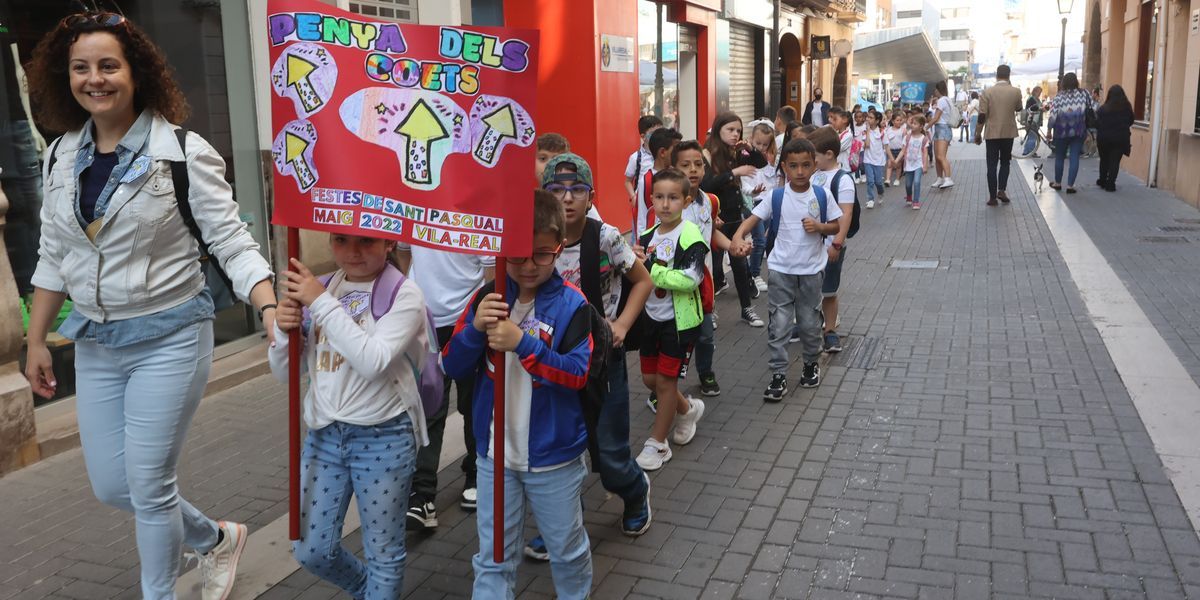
[3,145,1200,599]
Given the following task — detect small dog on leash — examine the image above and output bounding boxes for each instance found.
[1033,163,1045,192]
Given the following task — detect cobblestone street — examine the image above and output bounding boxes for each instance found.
[4,147,1200,599]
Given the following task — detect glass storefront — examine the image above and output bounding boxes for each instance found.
[638,0,680,129]
[0,1,266,405]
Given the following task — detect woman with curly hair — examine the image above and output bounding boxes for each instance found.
[22,10,277,600]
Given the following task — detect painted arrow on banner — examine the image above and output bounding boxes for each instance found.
[473,104,515,164]
[284,132,317,190]
[286,55,323,114]
[394,99,449,186]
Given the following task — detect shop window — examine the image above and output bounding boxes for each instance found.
[1134,0,1156,120]
[348,0,417,23]
[940,29,969,41]
[637,0,680,129]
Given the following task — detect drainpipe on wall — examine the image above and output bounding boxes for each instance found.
[1146,0,1169,188]
[770,0,781,114]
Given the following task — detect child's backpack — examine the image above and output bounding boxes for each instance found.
[848,138,863,172]
[831,170,862,239]
[310,264,445,417]
[765,184,829,257]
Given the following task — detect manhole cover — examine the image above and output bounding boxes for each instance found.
[828,336,885,370]
[1175,218,1200,225]
[890,259,939,269]
[1137,236,1190,243]
[1159,226,1200,232]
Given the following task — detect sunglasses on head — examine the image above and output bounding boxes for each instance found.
[61,1,126,30]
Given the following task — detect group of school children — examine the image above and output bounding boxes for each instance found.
[265,104,898,599]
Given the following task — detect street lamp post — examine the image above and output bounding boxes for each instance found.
[1057,0,1074,84]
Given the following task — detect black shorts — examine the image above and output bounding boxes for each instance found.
[639,318,699,378]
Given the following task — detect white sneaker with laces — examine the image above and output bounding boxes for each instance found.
[192,521,247,600]
[636,439,672,471]
[672,397,705,445]
[753,276,768,292]
[866,200,875,209]
[939,177,955,189]
[930,177,944,188]
[892,178,900,186]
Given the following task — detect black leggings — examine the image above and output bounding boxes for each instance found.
[711,220,754,310]
[1096,141,1124,187]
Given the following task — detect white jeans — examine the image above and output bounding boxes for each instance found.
[75,320,219,600]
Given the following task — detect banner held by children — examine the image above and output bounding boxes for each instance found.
[267,0,539,257]
[266,0,538,560]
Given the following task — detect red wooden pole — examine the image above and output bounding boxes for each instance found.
[288,227,302,541]
[492,257,507,563]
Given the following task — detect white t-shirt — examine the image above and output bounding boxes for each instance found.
[886,126,906,150]
[492,299,535,471]
[810,102,828,126]
[967,98,980,117]
[903,134,928,172]
[811,168,856,248]
[751,185,843,276]
[837,128,853,172]
[934,97,953,124]
[403,245,494,327]
[644,224,690,322]
[682,192,717,272]
[741,163,779,206]
[269,274,427,431]
[865,129,888,166]
[775,133,786,154]
[556,221,637,320]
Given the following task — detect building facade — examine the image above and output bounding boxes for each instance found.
[1085,0,1200,208]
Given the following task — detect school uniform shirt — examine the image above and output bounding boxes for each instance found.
[886,126,906,151]
[837,128,853,172]
[403,244,494,328]
[556,221,637,321]
[751,185,843,276]
[903,134,929,172]
[626,147,655,231]
[741,164,780,206]
[644,224,702,322]
[269,273,428,433]
[865,130,888,166]
[682,191,719,274]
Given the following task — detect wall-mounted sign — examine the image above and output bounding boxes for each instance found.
[601,34,635,73]
[811,35,831,60]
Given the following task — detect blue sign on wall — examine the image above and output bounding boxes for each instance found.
[899,82,928,103]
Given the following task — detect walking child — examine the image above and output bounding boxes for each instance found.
[862,111,888,208]
[521,153,655,562]
[444,191,594,599]
[626,115,664,233]
[885,112,906,186]
[271,234,433,598]
[893,115,931,210]
[806,126,857,353]
[852,110,868,183]
[730,139,842,399]
[829,107,854,173]
[744,122,781,292]
[634,168,709,471]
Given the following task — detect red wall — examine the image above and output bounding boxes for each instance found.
[504,0,641,229]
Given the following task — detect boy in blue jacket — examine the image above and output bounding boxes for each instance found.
[443,190,594,600]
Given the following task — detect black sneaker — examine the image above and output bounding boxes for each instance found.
[699,372,721,396]
[460,475,477,512]
[800,362,821,388]
[741,307,764,327]
[405,496,438,531]
[763,374,787,402]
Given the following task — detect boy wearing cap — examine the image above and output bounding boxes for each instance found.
[522,154,656,561]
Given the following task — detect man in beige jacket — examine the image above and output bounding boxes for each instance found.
[975,65,1024,206]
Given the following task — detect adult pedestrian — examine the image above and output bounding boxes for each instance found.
[974,64,1023,206]
[1019,86,1044,158]
[1046,72,1095,193]
[1094,84,1135,192]
[966,91,980,141]
[802,88,830,127]
[928,81,955,189]
[23,11,277,600]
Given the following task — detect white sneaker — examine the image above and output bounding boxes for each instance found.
[939,178,955,189]
[892,178,900,186]
[672,397,705,445]
[192,521,247,600]
[866,200,875,209]
[753,276,768,292]
[636,439,672,471]
[930,177,944,188]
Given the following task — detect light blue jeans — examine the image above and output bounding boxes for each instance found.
[1054,136,1085,187]
[473,456,591,600]
[904,168,924,203]
[968,114,978,140]
[293,413,417,599]
[864,163,885,200]
[75,321,220,600]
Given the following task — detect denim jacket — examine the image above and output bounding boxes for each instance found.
[32,112,272,323]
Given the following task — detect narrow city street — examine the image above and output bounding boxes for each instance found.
[3,144,1200,599]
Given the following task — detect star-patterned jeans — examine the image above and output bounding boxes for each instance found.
[293,412,417,599]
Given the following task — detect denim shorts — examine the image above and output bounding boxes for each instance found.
[822,247,846,298]
[933,124,953,142]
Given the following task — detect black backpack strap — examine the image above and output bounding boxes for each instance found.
[578,218,605,312]
[172,129,235,291]
[45,136,64,178]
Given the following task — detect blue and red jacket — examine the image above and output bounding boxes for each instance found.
[443,272,593,469]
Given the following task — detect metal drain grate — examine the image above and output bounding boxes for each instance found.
[1137,236,1190,243]
[1158,226,1200,232]
[828,336,885,370]
[890,259,940,269]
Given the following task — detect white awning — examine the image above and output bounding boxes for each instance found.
[852,27,946,84]
[1010,42,1084,78]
